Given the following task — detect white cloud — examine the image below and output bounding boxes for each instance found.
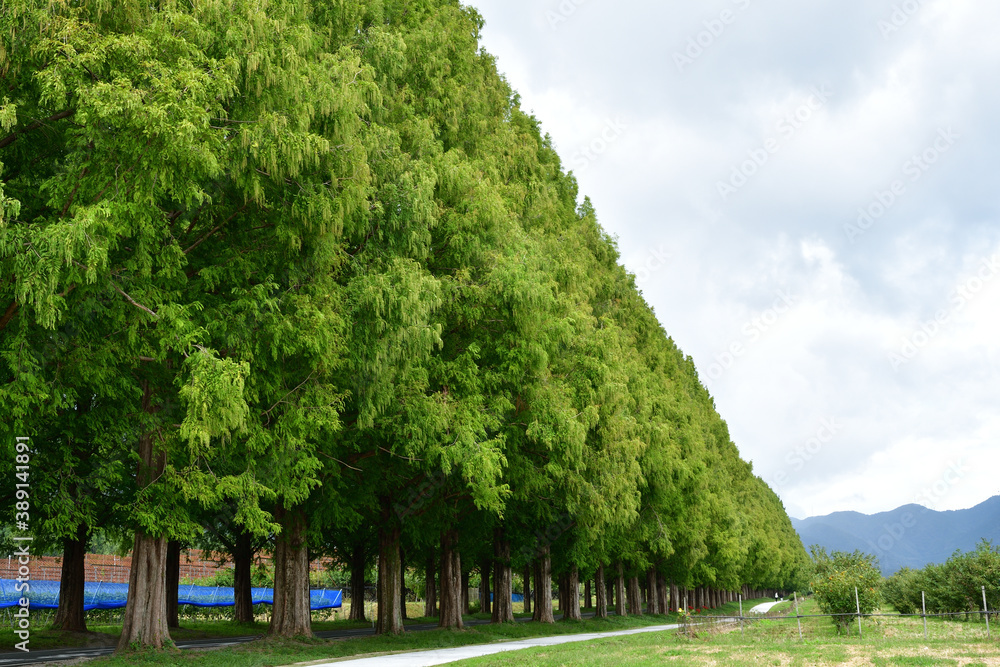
[471,0,1000,517]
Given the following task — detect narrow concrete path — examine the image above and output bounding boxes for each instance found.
[748,600,783,614]
[303,623,682,666]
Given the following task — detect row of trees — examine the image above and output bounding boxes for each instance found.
[883,542,1000,618]
[807,543,999,634]
[0,0,808,653]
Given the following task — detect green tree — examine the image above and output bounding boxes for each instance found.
[810,547,882,634]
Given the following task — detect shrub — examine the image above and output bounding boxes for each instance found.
[882,567,922,615]
[809,547,882,634]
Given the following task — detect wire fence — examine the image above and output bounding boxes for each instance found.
[683,588,995,641]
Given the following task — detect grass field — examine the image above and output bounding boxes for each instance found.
[450,598,1000,667]
[1,598,690,663]
[9,597,995,666]
[81,611,685,666]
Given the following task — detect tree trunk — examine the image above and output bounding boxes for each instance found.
[646,569,659,615]
[269,503,312,638]
[658,573,669,614]
[234,529,255,624]
[118,531,169,651]
[118,391,170,652]
[627,575,643,615]
[53,522,88,632]
[400,547,408,620]
[557,573,567,617]
[350,542,368,622]
[491,527,513,623]
[166,541,180,629]
[376,499,404,635]
[531,548,554,623]
[595,565,608,618]
[461,569,470,614]
[584,579,592,610]
[522,565,531,614]
[565,567,582,620]
[439,529,463,629]
[614,562,627,617]
[423,554,437,618]
[479,555,491,616]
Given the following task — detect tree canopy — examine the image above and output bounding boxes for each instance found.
[0,0,808,649]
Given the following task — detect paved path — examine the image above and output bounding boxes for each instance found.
[748,600,783,614]
[304,623,682,667]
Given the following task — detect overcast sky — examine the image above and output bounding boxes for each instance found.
[469,0,1000,519]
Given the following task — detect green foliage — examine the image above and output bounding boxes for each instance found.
[0,0,807,640]
[884,541,1000,616]
[883,567,923,615]
[810,547,882,634]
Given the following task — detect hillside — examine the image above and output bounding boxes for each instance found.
[792,496,1000,575]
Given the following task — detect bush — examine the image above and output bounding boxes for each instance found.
[882,567,922,615]
[809,547,882,634]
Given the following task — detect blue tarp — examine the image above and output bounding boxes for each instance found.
[0,579,342,611]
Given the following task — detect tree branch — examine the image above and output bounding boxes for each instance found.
[0,300,18,332]
[0,109,76,150]
[184,205,246,255]
[110,281,158,319]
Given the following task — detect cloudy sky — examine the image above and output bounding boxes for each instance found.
[469,0,1000,519]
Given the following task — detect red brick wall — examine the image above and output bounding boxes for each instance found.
[0,548,334,582]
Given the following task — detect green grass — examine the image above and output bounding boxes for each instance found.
[81,612,685,666]
[448,598,1000,667]
[2,597,711,663]
[0,616,374,652]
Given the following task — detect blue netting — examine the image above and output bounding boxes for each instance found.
[0,579,341,611]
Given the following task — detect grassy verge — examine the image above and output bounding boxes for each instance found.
[0,617,373,652]
[0,597,767,659]
[81,613,686,666]
[449,598,1000,667]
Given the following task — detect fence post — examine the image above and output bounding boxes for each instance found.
[794,592,802,640]
[922,591,927,639]
[855,586,862,639]
[738,594,744,637]
[984,586,991,640]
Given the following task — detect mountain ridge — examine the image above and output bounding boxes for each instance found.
[792,496,1000,575]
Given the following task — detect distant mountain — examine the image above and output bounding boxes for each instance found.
[792,496,1000,575]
